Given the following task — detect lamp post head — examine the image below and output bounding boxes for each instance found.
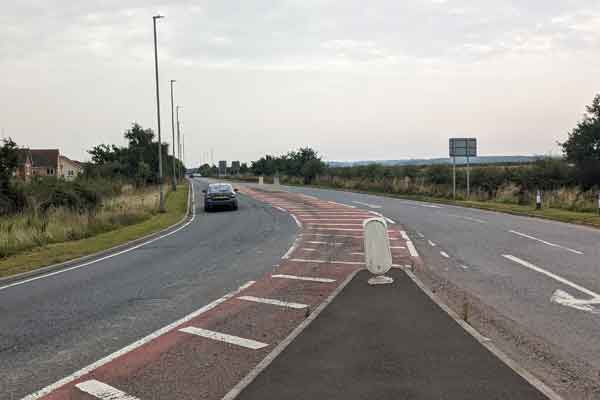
[153,15,164,20]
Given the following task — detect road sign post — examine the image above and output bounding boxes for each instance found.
[449,138,477,200]
[363,218,393,285]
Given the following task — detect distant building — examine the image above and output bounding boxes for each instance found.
[59,155,83,181]
[14,149,83,181]
[30,149,59,177]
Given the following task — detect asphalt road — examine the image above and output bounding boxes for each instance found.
[0,179,297,400]
[249,183,600,371]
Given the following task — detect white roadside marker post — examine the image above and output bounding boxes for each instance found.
[259,176,264,185]
[536,189,542,210]
[363,217,394,285]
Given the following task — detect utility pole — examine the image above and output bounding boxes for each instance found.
[170,79,177,190]
[152,14,165,212]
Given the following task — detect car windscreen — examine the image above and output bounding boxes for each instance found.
[208,184,232,193]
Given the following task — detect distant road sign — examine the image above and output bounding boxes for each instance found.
[449,138,477,157]
[218,160,227,176]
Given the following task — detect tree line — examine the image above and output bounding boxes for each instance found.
[0,122,185,216]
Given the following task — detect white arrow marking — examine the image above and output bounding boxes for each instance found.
[502,254,600,314]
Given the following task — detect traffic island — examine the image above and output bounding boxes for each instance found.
[237,268,556,400]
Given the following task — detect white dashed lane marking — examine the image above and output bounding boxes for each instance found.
[180,327,269,350]
[509,230,583,255]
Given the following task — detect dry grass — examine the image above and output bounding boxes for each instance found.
[0,184,189,278]
[0,186,163,259]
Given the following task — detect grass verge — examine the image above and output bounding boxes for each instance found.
[283,182,600,229]
[0,183,189,279]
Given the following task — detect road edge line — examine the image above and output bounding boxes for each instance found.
[221,268,360,400]
[402,268,564,400]
[20,279,255,400]
[0,180,194,289]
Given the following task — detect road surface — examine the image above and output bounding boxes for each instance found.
[0,179,297,400]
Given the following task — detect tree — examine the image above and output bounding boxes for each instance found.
[0,138,19,188]
[561,94,600,188]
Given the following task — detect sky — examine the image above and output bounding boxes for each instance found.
[1,1,600,165]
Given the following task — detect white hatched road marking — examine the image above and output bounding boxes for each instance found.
[509,230,583,255]
[76,380,140,400]
[400,230,410,240]
[290,258,365,265]
[20,280,255,400]
[304,233,364,239]
[390,246,406,249]
[305,241,344,246]
[301,248,317,252]
[180,327,269,350]
[306,223,363,226]
[272,274,336,283]
[238,295,308,309]
[291,214,302,228]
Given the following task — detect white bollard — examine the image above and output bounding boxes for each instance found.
[274,175,280,185]
[258,176,264,185]
[363,218,394,285]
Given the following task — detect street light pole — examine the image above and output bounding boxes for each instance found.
[152,14,165,212]
[176,105,182,178]
[170,79,177,191]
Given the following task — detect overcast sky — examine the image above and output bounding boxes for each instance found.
[1,1,599,165]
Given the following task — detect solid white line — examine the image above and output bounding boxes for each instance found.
[180,327,268,350]
[390,246,406,249]
[290,214,302,228]
[238,295,308,309]
[502,255,599,298]
[20,280,255,400]
[428,240,436,247]
[416,232,425,238]
[300,194,319,200]
[290,258,365,265]
[400,231,410,241]
[509,230,583,255]
[440,251,450,258]
[76,380,140,400]
[281,242,298,259]
[385,217,396,224]
[272,274,336,283]
[273,206,287,212]
[406,241,419,257]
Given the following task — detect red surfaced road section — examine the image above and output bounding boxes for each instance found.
[29,187,419,400]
